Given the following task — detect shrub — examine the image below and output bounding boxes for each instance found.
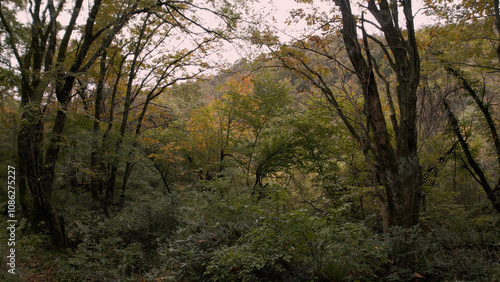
[205,209,324,281]
[385,226,500,281]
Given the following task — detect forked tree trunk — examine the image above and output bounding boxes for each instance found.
[335,0,422,227]
[18,104,68,247]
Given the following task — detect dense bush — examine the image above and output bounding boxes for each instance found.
[204,217,500,281]
[48,189,179,280]
[206,209,323,281]
[3,174,499,282]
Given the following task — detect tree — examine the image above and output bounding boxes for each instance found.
[262,0,422,228]
[81,1,240,210]
[422,1,500,214]
[106,12,213,207]
[0,0,239,246]
[0,0,149,246]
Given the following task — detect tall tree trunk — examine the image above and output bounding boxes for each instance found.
[107,16,149,205]
[121,97,151,195]
[335,0,422,227]
[17,106,43,222]
[90,51,108,200]
[18,103,68,247]
[34,110,68,247]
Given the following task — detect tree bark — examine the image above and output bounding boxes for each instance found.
[334,0,422,227]
[90,51,108,200]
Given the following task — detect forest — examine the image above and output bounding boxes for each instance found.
[0,0,499,280]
